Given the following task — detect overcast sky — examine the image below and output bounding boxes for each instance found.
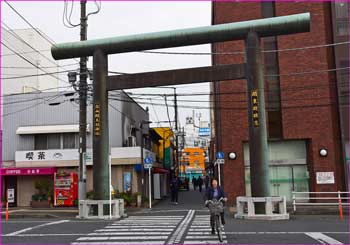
[1,1,212,128]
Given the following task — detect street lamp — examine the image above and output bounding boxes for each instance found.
[140,120,152,206]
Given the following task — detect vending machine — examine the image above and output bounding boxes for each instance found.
[54,172,78,207]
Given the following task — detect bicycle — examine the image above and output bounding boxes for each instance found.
[206,197,225,242]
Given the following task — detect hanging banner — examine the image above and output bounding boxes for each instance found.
[123,172,132,192]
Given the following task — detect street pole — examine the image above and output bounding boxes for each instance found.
[174,88,179,176]
[149,167,152,209]
[245,32,270,213]
[109,154,112,219]
[140,123,145,206]
[78,0,87,202]
[218,162,221,186]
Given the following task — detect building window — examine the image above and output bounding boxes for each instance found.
[336,20,349,36]
[335,2,348,18]
[34,133,78,150]
[35,134,47,150]
[63,133,77,149]
[335,2,349,36]
[193,152,200,156]
[47,134,60,149]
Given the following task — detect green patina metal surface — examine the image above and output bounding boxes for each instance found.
[52,13,310,60]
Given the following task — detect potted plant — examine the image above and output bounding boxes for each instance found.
[31,180,52,208]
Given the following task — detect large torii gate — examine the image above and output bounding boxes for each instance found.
[52,13,310,209]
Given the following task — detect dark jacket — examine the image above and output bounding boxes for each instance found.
[170,177,179,191]
[205,186,227,201]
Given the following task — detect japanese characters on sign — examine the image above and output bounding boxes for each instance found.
[94,104,101,136]
[25,151,45,160]
[316,172,335,184]
[251,89,259,127]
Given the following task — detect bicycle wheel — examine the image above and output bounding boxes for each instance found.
[215,215,223,242]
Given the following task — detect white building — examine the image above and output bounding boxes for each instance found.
[1,28,60,94]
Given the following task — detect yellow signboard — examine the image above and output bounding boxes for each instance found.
[94,104,101,136]
[251,90,259,127]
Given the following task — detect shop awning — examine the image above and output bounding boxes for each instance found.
[1,167,56,176]
[16,124,90,135]
[153,167,170,174]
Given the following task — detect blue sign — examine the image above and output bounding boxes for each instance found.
[216,151,224,159]
[199,127,210,136]
[144,157,153,164]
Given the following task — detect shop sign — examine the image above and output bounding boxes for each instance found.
[1,167,56,176]
[16,149,93,164]
[7,189,15,203]
[316,172,335,184]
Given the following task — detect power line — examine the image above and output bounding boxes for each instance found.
[3,90,72,117]
[109,96,348,111]
[1,41,71,85]
[4,1,57,46]
[139,41,350,56]
[2,70,77,80]
[164,95,173,129]
[123,80,350,97]
[1,21,63,68]
[0,85,73,97]
[1,63,79,69]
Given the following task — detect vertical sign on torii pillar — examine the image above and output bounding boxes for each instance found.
[51,13,310,215]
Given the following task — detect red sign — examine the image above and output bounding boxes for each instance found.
[1,167,56,176]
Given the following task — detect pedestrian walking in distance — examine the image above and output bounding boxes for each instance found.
[170,175,179,204]
[198,176,203,192]
[192,176,196,190]
[205,175,210,190]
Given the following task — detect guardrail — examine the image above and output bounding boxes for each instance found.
[292,191,350,219]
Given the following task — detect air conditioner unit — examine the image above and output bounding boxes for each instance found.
[128,136,137,147]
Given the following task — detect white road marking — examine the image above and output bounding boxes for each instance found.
[72,214,184,245]
[3,233,87,237]
[223,231,349,235]
[88,232,171,235]
[5,220,69,236]
[72,242,165,244]
[188,232,227,235]
[167,210,195,244]
[96,228,174,232]
[305,232,343,244]
[106,225,176,228]
[77,236,168,241]
[183,240,228,244]
[186,235,227,239]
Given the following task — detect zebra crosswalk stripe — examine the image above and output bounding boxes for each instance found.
[183,214,227,244]
[71,215,184,245]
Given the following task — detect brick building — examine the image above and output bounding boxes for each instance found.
[211,2,349,203]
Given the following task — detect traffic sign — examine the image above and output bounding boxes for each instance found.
[216,159,225,164]
[144,157,153,169]
[216,151,224,159]
[144,157,153,164]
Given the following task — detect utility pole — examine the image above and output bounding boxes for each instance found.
[174,88,179,176]
[78,0,88,201]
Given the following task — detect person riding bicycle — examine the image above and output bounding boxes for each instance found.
[205,178,227,235]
